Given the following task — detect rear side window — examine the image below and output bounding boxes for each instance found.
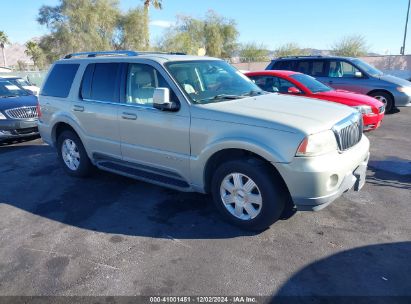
[272,60,294,71]
[311,61,326,76]
[296,61,310,74]
[80,63,121,102]
[41,64,79,98]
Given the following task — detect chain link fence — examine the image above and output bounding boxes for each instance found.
[0,71,48,86]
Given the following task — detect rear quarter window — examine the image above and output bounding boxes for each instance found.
[41,64,80,98]
[272,60,295,71]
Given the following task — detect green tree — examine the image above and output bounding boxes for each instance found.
[142,0,163,50]
[0,31,10,67]
[118,7,147,50]
[331,35,369,57]
[274,43,308,57]
[16,60,27,71]
[157,11,238,58]
[25,41,45,69]
[239,42,270,62]
[37,0,120,59]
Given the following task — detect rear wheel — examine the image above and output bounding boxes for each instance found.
[211,158,286,231]
[57,130,93,177]
[369,91,394,113]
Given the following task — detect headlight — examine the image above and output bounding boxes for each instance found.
[397,86,411,95]
[0,112,7,120]
[296,130,338,157]
[353,105,372,114]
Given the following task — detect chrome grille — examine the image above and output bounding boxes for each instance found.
[378,105,385,114]
[333,113,363,151]
[5,106,38,120]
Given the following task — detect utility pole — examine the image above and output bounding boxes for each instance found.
[401,0,411,55]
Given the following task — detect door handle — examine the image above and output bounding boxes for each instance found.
[73,105,84,112]
[121,112,137,120]
[328,80,333,84]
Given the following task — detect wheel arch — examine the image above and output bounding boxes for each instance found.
[51,117,85,148]
[203,148,290,195]
[367,89,395,105]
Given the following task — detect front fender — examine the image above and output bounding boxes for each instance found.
[189,136,299,192]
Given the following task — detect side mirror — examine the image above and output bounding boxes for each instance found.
[288,87,301,94]
[153,88,179,111]
[355,71,363,78]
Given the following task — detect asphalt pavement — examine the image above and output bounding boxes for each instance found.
[0,108,410,300]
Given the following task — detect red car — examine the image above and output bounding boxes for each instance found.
[245,70,385,131]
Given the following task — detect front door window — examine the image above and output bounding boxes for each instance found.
[328,61,360,78]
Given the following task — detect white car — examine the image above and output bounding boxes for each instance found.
[0,76,40,96]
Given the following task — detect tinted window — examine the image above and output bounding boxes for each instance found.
[91,63,120,102]
[80,64,94,100]
[126,63,178,107]
[296,61,310,74]
[273,61,294,70]
[311,61,326,77]
[42,64,79,98]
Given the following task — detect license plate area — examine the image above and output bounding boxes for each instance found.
[353,163,367,191]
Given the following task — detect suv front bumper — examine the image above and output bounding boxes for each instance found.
[0,119,39,141]
[275,135,370,211]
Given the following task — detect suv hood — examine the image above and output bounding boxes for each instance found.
[378,74,411,87]
[193,93,357,135]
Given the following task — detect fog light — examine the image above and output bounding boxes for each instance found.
[0,130,12,137]
[327,174,339,189]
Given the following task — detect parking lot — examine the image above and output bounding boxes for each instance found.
[0,108,410,298]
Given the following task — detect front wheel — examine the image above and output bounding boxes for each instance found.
[369,91,394,113]
[211,159,286,231]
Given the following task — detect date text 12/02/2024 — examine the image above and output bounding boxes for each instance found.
[149,296,258,303]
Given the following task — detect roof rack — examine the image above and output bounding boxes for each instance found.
[277,55,326,59]
[63,50,186,59]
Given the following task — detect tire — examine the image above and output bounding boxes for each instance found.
[57,130,93,177]
[369,91,394,113]
[211,158,286,231]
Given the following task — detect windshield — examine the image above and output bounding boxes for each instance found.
[165,60,264,104]
[352,59,383,76]
[0,81,29,98]
[290,74,332,93]
[14,78,32,87]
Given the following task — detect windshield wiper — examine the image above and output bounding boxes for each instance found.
[200,94,245,103]
[241,90,265,97]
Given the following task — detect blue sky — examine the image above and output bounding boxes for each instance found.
[1,0,410,54]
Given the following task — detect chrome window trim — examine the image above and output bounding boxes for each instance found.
[81,98,159,111]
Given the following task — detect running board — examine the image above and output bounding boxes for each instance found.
[93,154,191,191]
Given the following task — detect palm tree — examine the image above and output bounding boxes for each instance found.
[0,31,10,67]
[25,41,42,69]
[142,0,162,50]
